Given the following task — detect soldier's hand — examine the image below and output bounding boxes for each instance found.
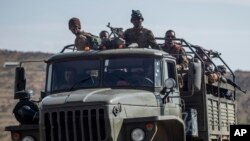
[176,65,182,71]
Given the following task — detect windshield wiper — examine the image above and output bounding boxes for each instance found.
[69,76,92,91]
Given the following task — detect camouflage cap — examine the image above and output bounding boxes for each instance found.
[68,17,81,29]
[131,10,144,21]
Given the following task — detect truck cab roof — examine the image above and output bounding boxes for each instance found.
[47,48,173,63]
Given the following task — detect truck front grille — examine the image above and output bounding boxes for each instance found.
[44,108,107,141]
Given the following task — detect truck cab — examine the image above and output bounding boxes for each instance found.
[42,48,186,141]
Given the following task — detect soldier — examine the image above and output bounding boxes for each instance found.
[99,30,109,39]
[193,45,221,84]
[111,37,126,49]
[59,67,77,90]
[99,30,111,50]
[68,17,96,51]
[124,10,160,50]
[194,45,214,71]
[162,30,189,71]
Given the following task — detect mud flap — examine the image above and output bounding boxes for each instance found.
[182,108,198,140]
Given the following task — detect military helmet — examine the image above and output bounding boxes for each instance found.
[131,10,144,21]
[68,17,81,29]
[217,65,227,74]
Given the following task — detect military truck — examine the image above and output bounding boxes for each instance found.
[5,38,240,141]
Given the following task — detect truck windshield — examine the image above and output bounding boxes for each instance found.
[103,57,161,87]
[48,57,161,93]
[50,60,100,92]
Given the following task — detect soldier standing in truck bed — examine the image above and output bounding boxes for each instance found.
[68,17,96,51]
[124,10,160,50]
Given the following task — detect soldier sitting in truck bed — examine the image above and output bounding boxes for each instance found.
[162,30,189,72]
[99,30,112,50]
[193,45,221,84]
[68,17,98,51]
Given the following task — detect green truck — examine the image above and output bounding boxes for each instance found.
[5,39,239,141]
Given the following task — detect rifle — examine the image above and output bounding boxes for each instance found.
[107,22,124,38]
[210,51,222,58]
[226,78,247,94]
[217,67,247,94]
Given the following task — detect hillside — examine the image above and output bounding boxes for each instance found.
[0,49,249,141]
[234,70,250,123]
[0,49,52,141]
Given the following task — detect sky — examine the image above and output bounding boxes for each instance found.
[0,0,250,71]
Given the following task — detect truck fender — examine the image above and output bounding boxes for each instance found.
[153,116,185,141]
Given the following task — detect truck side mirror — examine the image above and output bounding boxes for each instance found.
[190,59,202,91]
[14,67,26,99]
[187,60,202,93]
[15,91,31,100]
[182,59,202,96]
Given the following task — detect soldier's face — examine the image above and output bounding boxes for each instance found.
[65,71,75,83]
[100,32,109,39]
[131,18,142,28]
[70,24,81,35]
[165,32,175,45]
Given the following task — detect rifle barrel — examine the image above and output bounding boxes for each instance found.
[226,78,247,94]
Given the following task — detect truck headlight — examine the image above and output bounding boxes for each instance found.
[131,128,145,141]
[22,136,35,141]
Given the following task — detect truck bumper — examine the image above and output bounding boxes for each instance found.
[119,115,185,141]
[5,124,39,141]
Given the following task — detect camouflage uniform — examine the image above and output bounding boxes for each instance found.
[111,37,126,49]
[124,27,160,49]
[162,42,189,71]
[99,38,112,50]
[99,30,112,50]
[124,10,160,50]
[68,17,98,51]
[194,46,221,84]
[75,32,95,51]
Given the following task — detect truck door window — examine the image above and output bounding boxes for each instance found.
[165,61,177,81]
[46,64,52,91]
